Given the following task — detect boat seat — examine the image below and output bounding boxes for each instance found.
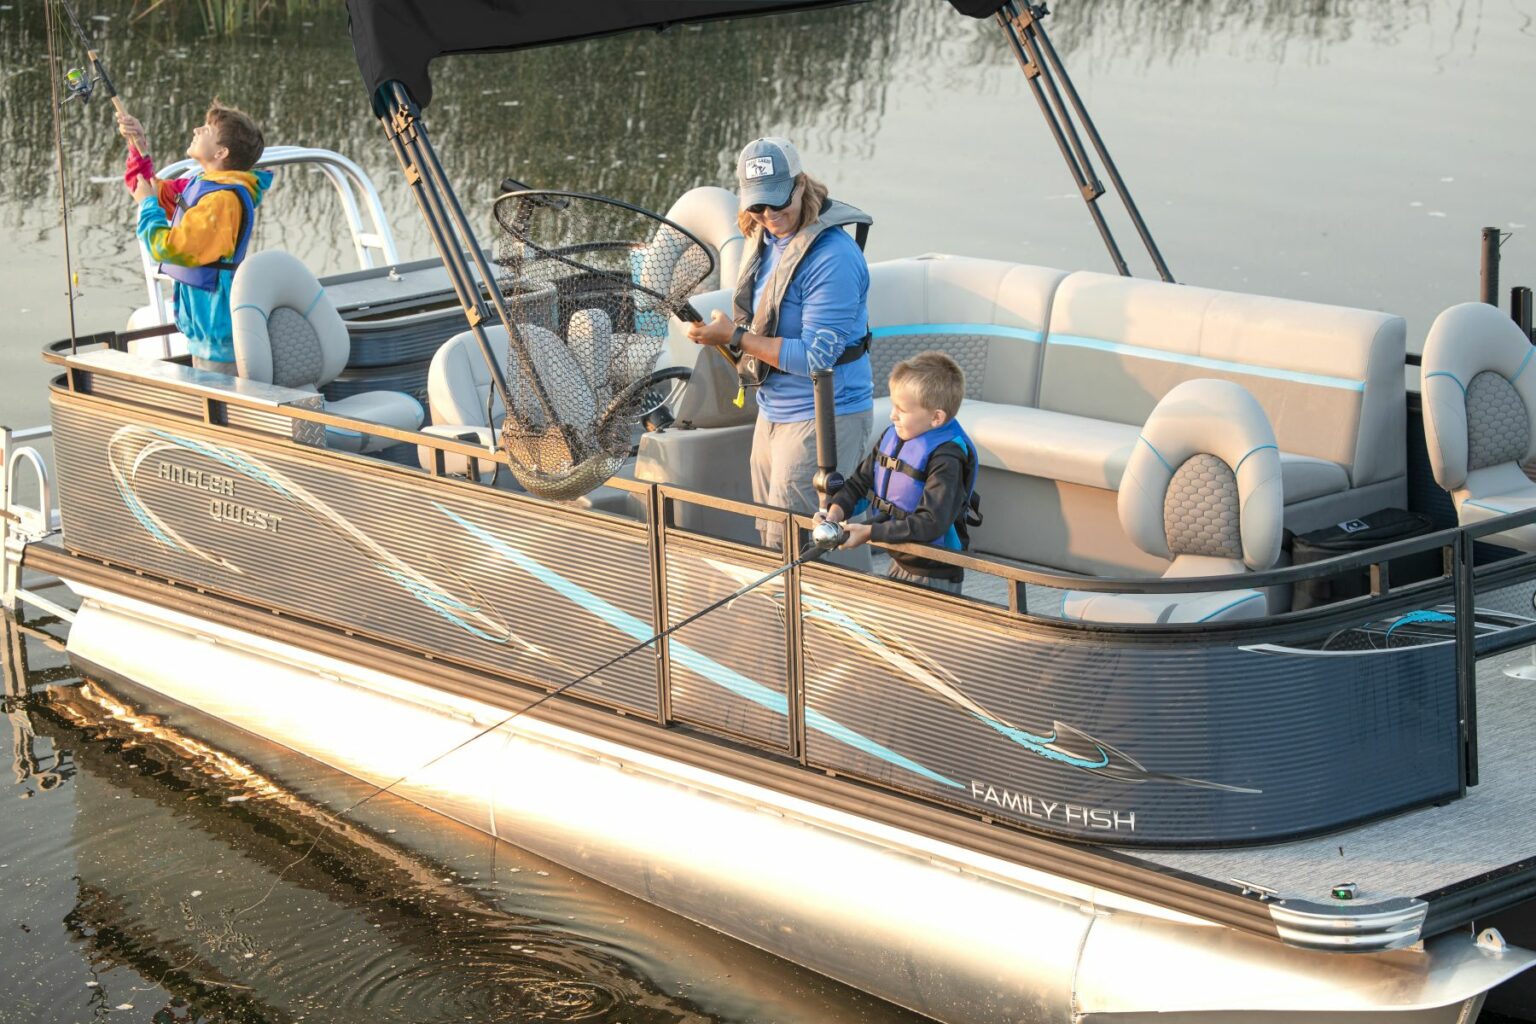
[1421,301,1536,550]
[232,250,423,453]
[871,395,1350,503]
[661,186,746,293]
[1058,378,1284,623]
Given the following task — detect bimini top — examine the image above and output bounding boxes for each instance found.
[344,0,1007,110]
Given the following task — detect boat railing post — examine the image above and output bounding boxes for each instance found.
[1452,531,1478,792]
[1480,227,1501,306]
[785,505,807,764]
[648,485,674,728]
[1,425,13,616]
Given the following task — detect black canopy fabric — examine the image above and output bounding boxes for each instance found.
[346,0,1007,110]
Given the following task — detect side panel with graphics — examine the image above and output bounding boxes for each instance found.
[797,567,1460,845]
[53,402,659,716]
[52,394,1465,846]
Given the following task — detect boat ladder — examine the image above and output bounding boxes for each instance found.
[1,424,72,624]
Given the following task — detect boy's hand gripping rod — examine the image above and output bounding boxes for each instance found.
[56,0,146,158]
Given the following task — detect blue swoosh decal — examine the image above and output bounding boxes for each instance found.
[437,503,964,790]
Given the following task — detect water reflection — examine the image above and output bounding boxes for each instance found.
[2,615,926,1023]
[0,0,1531,397]
[0,0,1482,235]
[3,616,74,795]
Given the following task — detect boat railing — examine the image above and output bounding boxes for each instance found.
[42,331,1486,617]
[35,334,1536,844]
[137,146,402,329]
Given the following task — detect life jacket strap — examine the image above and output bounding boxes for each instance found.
[874,449,926,481]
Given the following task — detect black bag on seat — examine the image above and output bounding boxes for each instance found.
[1287,508,1439,610]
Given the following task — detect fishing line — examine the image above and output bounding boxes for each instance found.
[44,0,79,352]
[233,527,844,917]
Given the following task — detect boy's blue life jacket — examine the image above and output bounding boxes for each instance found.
[869,420,983,551]
[158,178,256,291]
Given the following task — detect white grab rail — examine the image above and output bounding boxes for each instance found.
[136,146,403,329]
[1,424,71,622]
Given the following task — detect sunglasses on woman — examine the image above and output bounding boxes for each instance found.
[747,185,800,216]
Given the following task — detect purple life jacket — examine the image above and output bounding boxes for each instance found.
[157,177,255,292]
[869,420,980,551]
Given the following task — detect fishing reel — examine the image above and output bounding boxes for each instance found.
[811,519,848,551]
[62,66,97,105]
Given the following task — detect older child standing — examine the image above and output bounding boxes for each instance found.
[817,351,980,594]
[119,103,270,374]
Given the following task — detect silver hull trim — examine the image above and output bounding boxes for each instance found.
[64,584,1536,1024]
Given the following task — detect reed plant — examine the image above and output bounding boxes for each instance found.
[130,0,336,36]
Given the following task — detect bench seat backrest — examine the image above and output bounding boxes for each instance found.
[865,255,1067,405]
[1037,272,1406,488]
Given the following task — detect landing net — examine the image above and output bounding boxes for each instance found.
[491,191,713,500]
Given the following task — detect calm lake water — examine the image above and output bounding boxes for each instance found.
[3,0,1536,1020]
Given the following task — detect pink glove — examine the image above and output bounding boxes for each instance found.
[124,150,154,191]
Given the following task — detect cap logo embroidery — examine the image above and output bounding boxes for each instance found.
[744,156,775,179]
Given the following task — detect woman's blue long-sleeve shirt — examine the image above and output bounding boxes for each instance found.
[750,226,873,423]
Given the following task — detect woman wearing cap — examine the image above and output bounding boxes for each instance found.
[686,137,874,553]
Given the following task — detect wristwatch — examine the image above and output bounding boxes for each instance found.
[728,324,747,357]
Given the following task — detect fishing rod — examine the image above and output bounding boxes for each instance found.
[44,0,79,351]
[55,0,146,158]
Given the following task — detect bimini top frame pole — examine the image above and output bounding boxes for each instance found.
[995,1,1174,282]
[377,81,563,437]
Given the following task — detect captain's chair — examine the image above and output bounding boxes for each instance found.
[1060,379,1284,623]
[1421,301,1536,550]
[231,251,424,452]
[417,325,508,479]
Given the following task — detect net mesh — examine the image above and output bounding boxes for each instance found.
[491,191,714,500]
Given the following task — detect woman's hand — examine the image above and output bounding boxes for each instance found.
[129,176,154,202]
[686,309,736,348]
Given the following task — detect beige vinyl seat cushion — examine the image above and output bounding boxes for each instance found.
[871,395,1348,503]
[1421,301,1536,551]
[1058,378,1284,624]
[232,250,423,453]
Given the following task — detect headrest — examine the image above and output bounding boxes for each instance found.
[428,326,509,427]
[1421,301,1536,491]
[662,187,746,291]
[1118,378,1283,570]
[231,250,348,387]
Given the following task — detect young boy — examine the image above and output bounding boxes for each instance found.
[818,351,979,594]
[119,102,271,374]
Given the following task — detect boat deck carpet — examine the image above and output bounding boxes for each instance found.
[1121,647,1536,902]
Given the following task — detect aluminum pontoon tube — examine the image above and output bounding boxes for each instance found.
[61,585,1536,1024]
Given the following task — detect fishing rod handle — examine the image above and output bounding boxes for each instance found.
[109,96,146,159]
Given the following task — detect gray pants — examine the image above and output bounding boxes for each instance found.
[750,409,872,568]
[887,560,964,595]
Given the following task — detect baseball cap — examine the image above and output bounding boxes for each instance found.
[736,137,802,210]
